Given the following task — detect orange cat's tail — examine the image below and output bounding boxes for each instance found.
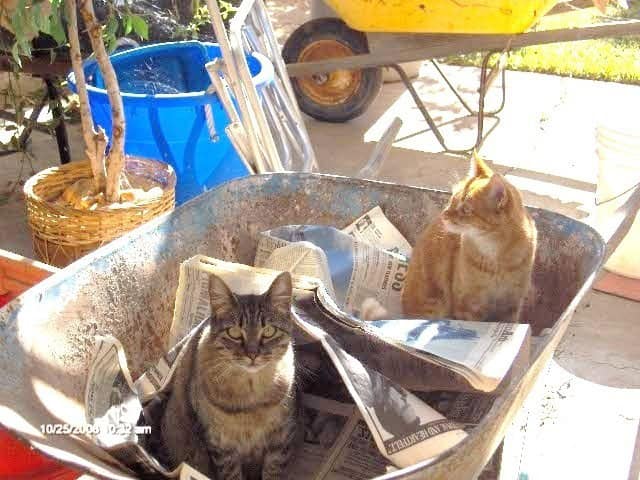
[360,297,389,321]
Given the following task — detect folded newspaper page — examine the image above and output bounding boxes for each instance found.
[342,206,412,256]
[291,298,467,468]
[255,224,409,317]
[171,255,529,392]
[252,206,530,392]
[256,206,411,318]
[83,258,473,478]
[168,254,324,347]
[287,394,390,480]
[172,259,468,468]
[367,319,531,392]
[417,391,497,428]
[253,240,337,300]
[84,336,211,479]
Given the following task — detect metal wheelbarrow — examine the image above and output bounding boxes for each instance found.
[1,173,638,479]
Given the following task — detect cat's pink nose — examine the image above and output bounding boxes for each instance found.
[247,352,258,361]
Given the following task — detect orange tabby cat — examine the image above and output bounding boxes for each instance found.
[402,152,537,323]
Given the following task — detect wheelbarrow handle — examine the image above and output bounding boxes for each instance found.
[585,182,640,263]
[356,117,403,180]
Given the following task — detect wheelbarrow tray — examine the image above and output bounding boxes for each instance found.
[322,0,557,34]
[0,173,607,479]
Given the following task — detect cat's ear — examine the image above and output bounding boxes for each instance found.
[266,272,292,315]
[469,150,493,178]
[209,274,238,319]
[487,174,508,211]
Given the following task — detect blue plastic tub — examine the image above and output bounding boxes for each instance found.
[68,41,274,204]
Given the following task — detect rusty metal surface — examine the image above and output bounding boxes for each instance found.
[0,173,605,479]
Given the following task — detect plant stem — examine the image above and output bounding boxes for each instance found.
[65,0,107,191]
[79,0,126,203]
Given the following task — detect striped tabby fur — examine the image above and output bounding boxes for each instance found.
[157,272,298,479]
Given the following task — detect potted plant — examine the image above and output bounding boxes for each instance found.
[22,0,176,267]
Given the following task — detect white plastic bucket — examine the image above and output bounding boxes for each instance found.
[595,125,640,278]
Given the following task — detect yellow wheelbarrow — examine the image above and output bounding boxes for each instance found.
[283,0,640,152]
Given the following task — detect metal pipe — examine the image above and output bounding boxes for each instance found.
[205,60,242,125]
[262,91,292,170]
[242,26,296,170]
[242,23,316,172]
[205,0,268,173]
[246,9,318,170]
[228,25,283,171]
[357,117,403,179]
[270,78,316,172]
[252,0,301,113]
[226,122,256,174]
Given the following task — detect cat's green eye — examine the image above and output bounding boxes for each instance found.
[262,325,277,338]
[227,326,243,340]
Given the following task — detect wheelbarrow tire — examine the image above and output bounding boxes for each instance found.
[283,18,383,123]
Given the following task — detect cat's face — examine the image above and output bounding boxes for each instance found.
[442,152,517,235]
[207,272,293,373]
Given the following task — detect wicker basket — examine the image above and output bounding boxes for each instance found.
[24,157,176,268]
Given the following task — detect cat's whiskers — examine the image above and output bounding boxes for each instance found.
[212,364,235,386]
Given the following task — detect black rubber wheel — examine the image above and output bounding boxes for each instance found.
[282,18,383,123]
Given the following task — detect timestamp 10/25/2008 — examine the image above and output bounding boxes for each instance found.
[40,423,151,435]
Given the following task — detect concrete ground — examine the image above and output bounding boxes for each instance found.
[1,2,639,478]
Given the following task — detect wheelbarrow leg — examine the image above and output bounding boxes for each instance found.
[389,49,507,154]
[476,51,508,150]
[430,50,508,118]
[386,63,468,154]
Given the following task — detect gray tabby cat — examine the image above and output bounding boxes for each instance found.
[156,272,298,479]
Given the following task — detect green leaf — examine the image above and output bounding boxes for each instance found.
[106,35,117,53]
[32,2,45,31]
[9,9,24,42]
[39,2,66,45]
[105,15,119,38]
[11,43,23,68]
[102,15,119,52]
[130,14,148,40]
[48,11,67,45]
[124,14,133,35]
